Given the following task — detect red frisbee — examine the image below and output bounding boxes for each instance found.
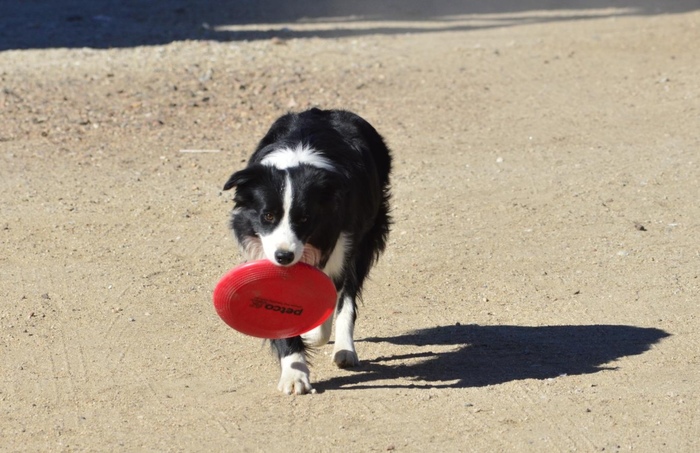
[213,260,336,339]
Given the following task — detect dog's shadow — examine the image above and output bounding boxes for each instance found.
[317,324,670,390]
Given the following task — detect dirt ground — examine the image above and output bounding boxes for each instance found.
[2,1,699,451]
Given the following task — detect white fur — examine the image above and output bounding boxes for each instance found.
[278,353,313,395]
[259,174,304,265]
[302,312,334,348]
[301,244,322,267]
[333,292,359,368]
[240,236,264,261]
[260,143,335,172]
[322,233,349,280]
[300,234,350,347]
[302,289,343,348]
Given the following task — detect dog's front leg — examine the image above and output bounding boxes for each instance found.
[301,287,342,347]
[272,337,313,395]
[333,292,359,368]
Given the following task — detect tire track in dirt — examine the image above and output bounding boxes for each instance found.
[102,283,136,370]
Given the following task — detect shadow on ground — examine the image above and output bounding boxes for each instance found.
[316,324,670,391]
[1,0,699,50]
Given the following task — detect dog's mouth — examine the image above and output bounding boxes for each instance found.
[300,245,322,268]
[242,236,321,268]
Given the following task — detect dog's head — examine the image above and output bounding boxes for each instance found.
[223,162,343,267]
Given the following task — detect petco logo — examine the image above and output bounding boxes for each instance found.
[250,297,303,316]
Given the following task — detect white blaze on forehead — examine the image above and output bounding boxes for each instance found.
[259,173,304,265]
[260,143,335,171]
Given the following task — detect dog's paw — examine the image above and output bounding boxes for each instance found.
[278,357,314,395]
[333,349,359,368]
[277,370,313,395]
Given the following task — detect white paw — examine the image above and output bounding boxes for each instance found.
[333,349,359,368]
[278,355,314,395]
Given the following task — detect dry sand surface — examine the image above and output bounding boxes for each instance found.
[2,1,699,451]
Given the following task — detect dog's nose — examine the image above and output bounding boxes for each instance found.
[274,250,295,266]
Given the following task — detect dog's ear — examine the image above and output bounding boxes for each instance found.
[222,165,265,191]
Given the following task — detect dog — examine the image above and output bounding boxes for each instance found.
[222,108,391,394]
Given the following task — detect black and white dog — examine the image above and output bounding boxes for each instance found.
[223,108,391,394]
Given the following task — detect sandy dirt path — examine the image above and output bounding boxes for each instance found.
[2,2,699,452]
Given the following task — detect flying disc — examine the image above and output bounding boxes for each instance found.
[213,260,336,339]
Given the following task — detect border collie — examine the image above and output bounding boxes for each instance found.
[223,108,391,394]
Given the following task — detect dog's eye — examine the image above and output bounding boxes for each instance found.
[262,212,276,223]
[299,216,309,224]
